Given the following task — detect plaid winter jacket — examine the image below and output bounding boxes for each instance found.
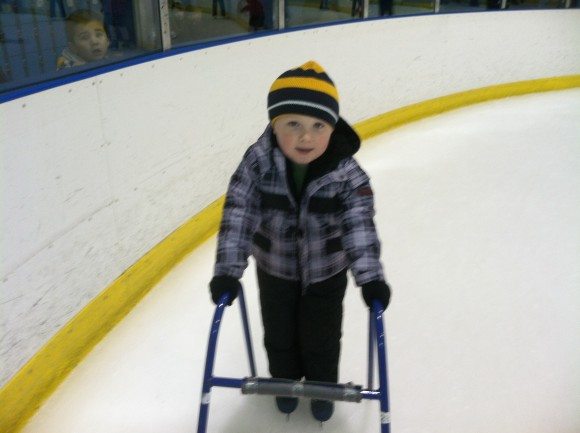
[214,119,385,288]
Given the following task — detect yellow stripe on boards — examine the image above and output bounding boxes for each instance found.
[270,77,339,101]
[1,75,579,433]
[0,196,225,433]
[355,75,580,139]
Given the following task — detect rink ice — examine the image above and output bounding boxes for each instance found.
[22,89,580,433]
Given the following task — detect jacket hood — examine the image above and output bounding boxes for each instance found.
[330,117,361,159]
[306,117,360,177]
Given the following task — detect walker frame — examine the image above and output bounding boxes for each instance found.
[196,287,391,432]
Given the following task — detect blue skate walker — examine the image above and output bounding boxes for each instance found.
[196,287,392,432]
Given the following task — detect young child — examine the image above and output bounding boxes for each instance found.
[57,10,110,71]
[209,61,391,422]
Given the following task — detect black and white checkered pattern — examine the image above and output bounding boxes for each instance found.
[214,127,385,288]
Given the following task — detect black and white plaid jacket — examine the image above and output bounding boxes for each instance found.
[214,119,385,288]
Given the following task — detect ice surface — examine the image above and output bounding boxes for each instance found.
[22,89,580,433]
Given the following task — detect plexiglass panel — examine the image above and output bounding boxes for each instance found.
[438,0,571,14]
[168,0,273,47]
[367,0,433,18]
[506,0,571,10]
[0,0,162,93]
[438,0,486,13]
[0,0,577,95]
[284,0,355,27]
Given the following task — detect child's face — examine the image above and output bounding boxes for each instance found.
[69,21,109,62]
[272,114,334,164]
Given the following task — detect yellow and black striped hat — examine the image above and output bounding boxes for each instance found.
[268,61,339,126]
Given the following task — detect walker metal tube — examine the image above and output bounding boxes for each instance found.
[242,378,363,402]
[212,376,244,388]
[372,300,391,433]
[238,287,257,377]
[368,309,375,389]
[360,389,381,400]
[197,292,230,433]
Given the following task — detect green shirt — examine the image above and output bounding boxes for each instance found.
[292,162,308,193]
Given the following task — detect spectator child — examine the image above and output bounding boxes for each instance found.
[57,10,110,70]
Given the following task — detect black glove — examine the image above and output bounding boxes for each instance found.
[209,275,242,306]
[361,280,391,310]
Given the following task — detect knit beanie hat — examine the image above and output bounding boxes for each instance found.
[267,61,339,126]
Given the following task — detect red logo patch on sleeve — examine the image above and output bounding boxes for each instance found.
[357,186,373,197]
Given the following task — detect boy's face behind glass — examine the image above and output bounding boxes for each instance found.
[70,21,109,62]
[272,114,334,164]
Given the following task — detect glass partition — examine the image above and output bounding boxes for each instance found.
[506,0,571,10]
[436,0,487,13]
[284,0,353,27]
[168,0,273,47]
[437,0,575,13]
[0,0,576,96]
[366,0,435,18]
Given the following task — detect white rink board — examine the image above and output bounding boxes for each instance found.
[1,10,580,386]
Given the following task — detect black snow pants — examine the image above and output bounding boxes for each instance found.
[257,267,347,383]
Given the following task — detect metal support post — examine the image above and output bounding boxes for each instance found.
[278,0,285,29]
[158,0,171,50]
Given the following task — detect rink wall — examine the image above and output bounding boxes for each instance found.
[1,9,580,432]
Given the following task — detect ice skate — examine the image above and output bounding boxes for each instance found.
[310,399,334,422]
[276,396,298,417]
